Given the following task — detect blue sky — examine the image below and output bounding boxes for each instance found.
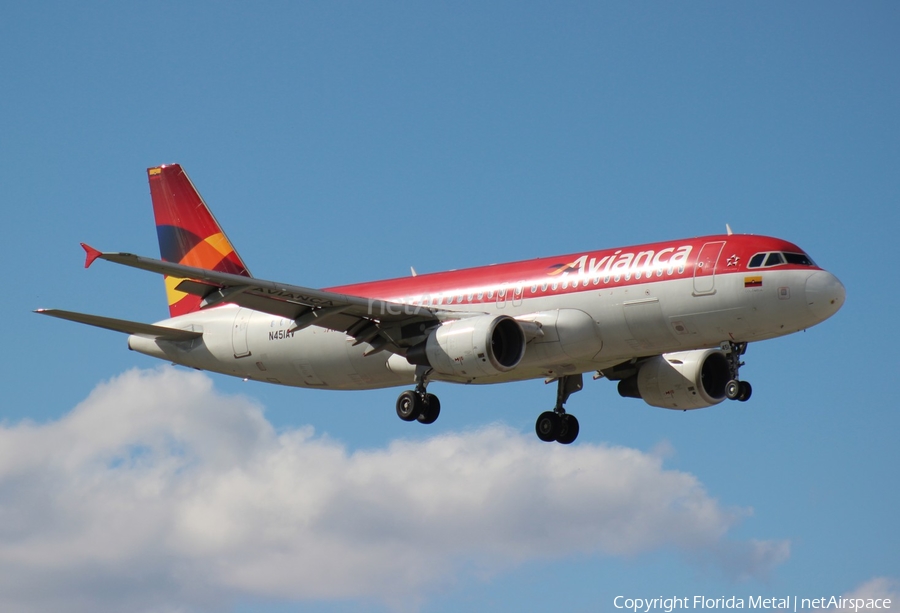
[1,2,897,612]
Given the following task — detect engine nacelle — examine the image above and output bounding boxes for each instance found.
[617,349,730,410]
[407,315,525,378]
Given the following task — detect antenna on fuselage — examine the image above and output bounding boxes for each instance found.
[726,224,734,235]
[410,266,418,277]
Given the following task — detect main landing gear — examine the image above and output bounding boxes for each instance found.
[393,368,585,444]
[723,342,752,402]
[396,366,441,425]
[535,373,583,445]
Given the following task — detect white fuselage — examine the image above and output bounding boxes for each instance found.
[128,266,842,391]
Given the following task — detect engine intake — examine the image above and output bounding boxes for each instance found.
[407,315,525,378]
[617,349,730,410]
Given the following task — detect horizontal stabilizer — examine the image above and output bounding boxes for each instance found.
[35,309,202,341]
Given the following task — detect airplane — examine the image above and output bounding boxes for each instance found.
[37,164,845,444]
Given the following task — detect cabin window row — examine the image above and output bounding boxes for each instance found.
[403,274,620,306]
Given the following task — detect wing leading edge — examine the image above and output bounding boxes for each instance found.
[78,244,450,354]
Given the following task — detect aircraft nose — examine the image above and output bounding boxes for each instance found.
[805,271,845,322]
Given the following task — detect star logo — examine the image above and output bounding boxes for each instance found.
[726,254,740,267]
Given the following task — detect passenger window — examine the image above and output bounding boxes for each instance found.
[748,253,766,268]
[783,252,814,266]
[765,252,785,267]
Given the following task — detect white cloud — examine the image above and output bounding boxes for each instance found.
[798,577,899,612]
[0,367,788,612]
[843,577,898,606]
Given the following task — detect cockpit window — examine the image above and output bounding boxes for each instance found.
[748,251,816,269]
[783,252,815,266]
[764,252,785,267]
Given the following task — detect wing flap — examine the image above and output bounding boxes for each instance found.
[35,309,202,341]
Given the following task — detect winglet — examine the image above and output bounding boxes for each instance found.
[81,243,102,268]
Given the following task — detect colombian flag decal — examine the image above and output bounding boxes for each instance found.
[744,276,763,288]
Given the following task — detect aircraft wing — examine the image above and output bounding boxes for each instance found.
[35,309,202,341]
[80,244,451,354]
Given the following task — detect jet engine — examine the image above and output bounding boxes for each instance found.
[407,315,525,378]
[617,349,731,410]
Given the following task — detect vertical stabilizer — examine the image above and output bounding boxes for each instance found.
[148,164,251,317]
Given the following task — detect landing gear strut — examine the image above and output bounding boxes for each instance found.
[535,373,583,444]
[723,342,752,402]
[396,366,441,425]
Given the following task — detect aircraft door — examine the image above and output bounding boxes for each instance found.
[693,241,726,295]
[232,308,253,358]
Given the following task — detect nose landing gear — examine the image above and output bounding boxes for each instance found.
[535,374,583,445]
[723,342,752,402]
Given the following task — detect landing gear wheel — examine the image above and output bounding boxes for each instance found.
[725,379,741,400]
[556,414,580,445]
[396,390,421,422]
[535,411,561,442]
[534,374,585,443]
[737,381,752,402]
[417,394,441,424]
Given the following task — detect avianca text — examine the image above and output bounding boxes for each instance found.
[551,245,693,283]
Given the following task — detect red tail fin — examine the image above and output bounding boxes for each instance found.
[148,164,251,317]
